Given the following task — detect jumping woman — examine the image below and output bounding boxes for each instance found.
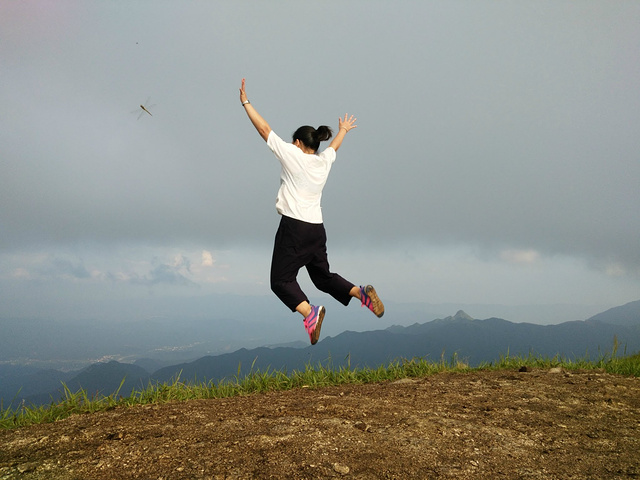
[239,78,384,345]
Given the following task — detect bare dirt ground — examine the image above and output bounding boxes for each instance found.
[1,368,640,480]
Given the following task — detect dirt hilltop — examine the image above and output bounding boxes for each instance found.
[1,368,639,479]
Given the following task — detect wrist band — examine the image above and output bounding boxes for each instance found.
[242,100,250,106]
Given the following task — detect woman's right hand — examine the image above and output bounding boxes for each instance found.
[239,78,271,141]
[239,78,248,104]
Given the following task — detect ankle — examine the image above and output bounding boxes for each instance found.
[296,302,312,318]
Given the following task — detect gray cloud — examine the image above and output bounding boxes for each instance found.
[34,257,92,280]
[127,264,196,287]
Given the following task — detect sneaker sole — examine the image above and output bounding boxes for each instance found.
[365,285,385,318]
[311,306,325,345]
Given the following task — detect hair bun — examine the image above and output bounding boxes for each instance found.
[315,125,333,143]
[293,125,333,152]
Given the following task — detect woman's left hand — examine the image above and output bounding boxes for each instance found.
[338,114,357,133]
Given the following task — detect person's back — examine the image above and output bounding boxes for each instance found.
[267,129,335,224]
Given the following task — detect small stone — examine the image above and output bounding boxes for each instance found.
[354,421,370,432]
[333,463,350,474]
[17,462,38,474]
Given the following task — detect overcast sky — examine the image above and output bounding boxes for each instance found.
[2,1,639,329]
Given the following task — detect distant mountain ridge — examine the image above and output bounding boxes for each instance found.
[586,300,640,326]
[150,306,640,386]
[2,301,639,409]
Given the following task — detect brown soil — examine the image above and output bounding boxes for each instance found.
[1,368,639,479]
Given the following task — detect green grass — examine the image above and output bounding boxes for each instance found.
[2,348,639,431]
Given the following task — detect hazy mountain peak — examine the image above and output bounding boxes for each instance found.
[453,310,474,321]
[429,310,475,325]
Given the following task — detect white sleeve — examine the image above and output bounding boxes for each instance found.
[266,131,289,161]
[319,146,337,165]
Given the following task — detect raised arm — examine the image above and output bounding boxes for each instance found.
[328,114,357,152]
[239,78,271,141]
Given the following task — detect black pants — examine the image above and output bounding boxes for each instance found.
[270,215,355,312]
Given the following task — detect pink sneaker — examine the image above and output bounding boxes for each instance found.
[360,285,385,318]
[304,305,325,345]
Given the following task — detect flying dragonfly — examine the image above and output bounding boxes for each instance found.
[133,97,156,120]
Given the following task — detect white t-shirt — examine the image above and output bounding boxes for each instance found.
[267,130,336,224]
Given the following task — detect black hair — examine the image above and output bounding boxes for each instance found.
[292,125,333,153]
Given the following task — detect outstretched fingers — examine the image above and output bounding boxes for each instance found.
[339,113,357,132]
